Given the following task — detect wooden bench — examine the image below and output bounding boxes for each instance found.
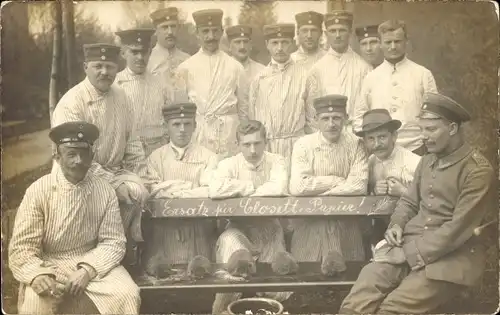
[136,195,398,293]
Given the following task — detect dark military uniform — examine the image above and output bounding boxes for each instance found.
[339,93,495,314]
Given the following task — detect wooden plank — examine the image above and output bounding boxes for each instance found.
[147,195,397,218]
[136,262,365,292]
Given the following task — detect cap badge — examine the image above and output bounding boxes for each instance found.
[240,32,245,37]
[308,20,312,24]
[277,32,282,37]
[180,106,185,110]
[101,56,106,60]
[240,27,245,32]
[328,107,334,112]
[364,33,368,37]
[77,132,84,139]
[208,21,212,26]
[334,18,340,23]
[423,104,428,109]
[166,16,170,20]
[101,48,106,53]
[137,37,142,42]
[180,113,185,117]
[364,27,368,31]
[79,125,84,130]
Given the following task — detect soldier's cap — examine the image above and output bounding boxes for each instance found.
[49,121,99,148]
[313,94,348,114]
[83,43,120,63]
[192,9,223,27]
[263,24,295,40]
[226,25,252,41]
[355,109,402,137]
[150,7,179,26]
[355,24,379,41]
[324,10,354,28]
[295,11,324,29]
[115,28,155,49]
[419,92,471,123]
[162,102,197,121]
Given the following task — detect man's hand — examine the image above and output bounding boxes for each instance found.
[32,275,57,296]
[372,240,406,265]
[116,183,133,204]
[374,180,388,195]
[384,224,403,247]
[387,177,406,197]
[64,268,91,297]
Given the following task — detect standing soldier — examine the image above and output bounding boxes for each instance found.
[52,44,148,262]
[306,10,372,123]
[115,28,172,156]
[147,7,190,82]
[355,24,383,68]
[290,11,326,70]
[226,25,265,82]
[352,20,438,155]
[249,24,315,160]
[175,9,249,157]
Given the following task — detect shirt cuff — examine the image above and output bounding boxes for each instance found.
[77,263,98,279]
[402,240,425,270]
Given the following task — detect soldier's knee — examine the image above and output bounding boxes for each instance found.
[115,282,141,305]
[19,289,55,315]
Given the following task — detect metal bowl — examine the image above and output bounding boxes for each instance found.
[227,297,284,315]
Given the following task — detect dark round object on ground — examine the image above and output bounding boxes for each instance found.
[228,298,284,315]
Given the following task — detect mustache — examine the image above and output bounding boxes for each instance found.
[97,75,112,80]
[238,49,248,54]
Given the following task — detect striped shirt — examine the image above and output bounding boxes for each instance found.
[115,68,172,156]
[306,47,372,119]
[143,142,219,267]
[147,45,190,82]
[52,78,147,183]
[290,46,327,71]
[9,171,140,314]
[289,131,368,262]
[352,58,438,151]
[249,59,314,159]
[175,49,250,155]
[369,145,421,194]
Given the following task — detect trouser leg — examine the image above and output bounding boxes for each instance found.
[377,269,465,314]
[18,286,59,315]
[339,262,409,314]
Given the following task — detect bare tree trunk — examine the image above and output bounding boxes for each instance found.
[61,0,77,88]
[49,0,62,123]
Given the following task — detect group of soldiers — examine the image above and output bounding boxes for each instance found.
[8,6,495,315]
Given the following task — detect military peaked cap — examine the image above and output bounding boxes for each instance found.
[83,43,120,63]
[355,24,379,40]
[324,10,354,28]
[49,121,99,147]
[295,11,324,29]
[420,92,471,123]
[150,7,179,26]
[162,102,197,121]
[226,25,252,41]
[115,28,155,49]
[314,95,348,114]
[192,9,223,27]
[263,24,295,40]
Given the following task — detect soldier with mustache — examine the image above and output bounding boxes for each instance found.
[290,11,326,70]
[174,9,249,157]
[115,28,174,156]
[226,25,265,82]
[355,24,383,68]
[147,7,190,84]
[289,94,368,263]
[52,44,149,266]
[352,20,438,155]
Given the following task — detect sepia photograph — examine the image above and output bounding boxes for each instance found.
[1,0,499,314]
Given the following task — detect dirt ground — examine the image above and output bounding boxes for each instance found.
[1,165,498,314]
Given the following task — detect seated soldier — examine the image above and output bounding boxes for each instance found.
[357,109,420,197]
[143,102,219,273]
[339,93,494,314]
[355,109,421,248]
[9,122,140,315]
[209,120,292,314]
[289,95,368,262]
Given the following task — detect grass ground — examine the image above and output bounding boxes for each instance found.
[1,164,498,314]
